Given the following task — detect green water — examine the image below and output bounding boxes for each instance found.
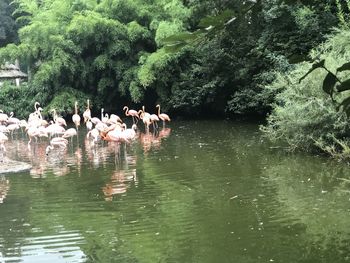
[1,120,350,262]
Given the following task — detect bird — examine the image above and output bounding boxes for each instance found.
[0,132,8,155]
[83,99,91,123]
[156,104,170,128]
[122,123,137,140]
[86,128,100,146]
[51,109,67,127]
[150,114,159,130]
[7,112,20,125]
[123,106,139,124]
[72,101,81,129]
[46,137,68,155]
[62,128,77,141]
[0,110,8,124]
[139,106,151,132]
[86,119,93,130]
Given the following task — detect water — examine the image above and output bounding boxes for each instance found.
[1,120,350,262]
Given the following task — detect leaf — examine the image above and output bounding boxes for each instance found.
[322,72,337,96]
[162,31,203,45]
[163,42,187,53]
[337,97,350,115]
[198,10,236,29]
[299,59,325,83]
[337,79,350,92]
[337,62,350,72]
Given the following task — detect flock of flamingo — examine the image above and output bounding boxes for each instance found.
[0,100,171,159]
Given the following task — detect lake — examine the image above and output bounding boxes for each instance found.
[0,120,350,262]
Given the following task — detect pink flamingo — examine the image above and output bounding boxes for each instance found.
[150,114,159,130]
[122,124,137,140]
[46,137,68,155]
[7,112,20,125]
[0,110,8,124]
[139,106,152,132]
[0,132,8,157]
[51,109,67,127]
[123,106,139,124]
[83,99,91,123]
[86,128,100,146]
[62,128,77,142]
[72,101,81,129]
[156,104,171,127]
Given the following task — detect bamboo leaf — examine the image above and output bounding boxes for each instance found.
[299,59,325,83]
[198,10,236,29]
[337,79,350,92]
[162,31,203,45]
[337,97,350,115]
[322,72,337,96]
[337,62,350,72]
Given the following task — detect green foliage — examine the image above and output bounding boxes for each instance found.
[0,82,34,118]
[0,0,18,47]
[45,87,91,116]
[0,0,344,124]
[137,49,174,87]
[127,21,150,44]
[262,29,350,153]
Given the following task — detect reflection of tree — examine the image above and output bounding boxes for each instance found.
[262,154,350,262]
[2,122,350,262]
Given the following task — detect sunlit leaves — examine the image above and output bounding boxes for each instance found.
[155,21,183,46]
[137,49,173,87]
[298,59,325,83]
[127,21,150,43]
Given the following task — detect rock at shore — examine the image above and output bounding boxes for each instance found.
[0,158,31,174]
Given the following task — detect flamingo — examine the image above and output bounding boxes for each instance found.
[72,101,81,129]
[0,110,8,124]
[91,117,101,125]
[123,106,139,124]
[83,99,91,123]
[34,101,40,112]
[46,137,68,155]
[103,129,129,143]
[7,112,20,125]
[86,119,93,130]
[150,114,159,130]
[46,122,65,137]
[51,109,67,127]
[109,114,122,124]
[27,126,41,149]
[139,106,151,132]
[122,124,137,140]
[101,108,110,123]
[156,104,171,127]
[86,128,100,146]
[0,132,8,157]
[62,128,77,142]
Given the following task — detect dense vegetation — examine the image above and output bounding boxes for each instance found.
[2,0,350,157]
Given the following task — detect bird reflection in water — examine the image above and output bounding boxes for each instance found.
[3,123,170,182]
[139,127,171,154]
[0,175,9,204]
[102,148,138,201]
[102,169,137,201]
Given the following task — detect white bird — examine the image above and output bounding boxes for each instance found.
[46,137,68,155]
[72,101,81,129]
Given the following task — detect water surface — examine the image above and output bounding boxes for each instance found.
[1,120,350,262]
